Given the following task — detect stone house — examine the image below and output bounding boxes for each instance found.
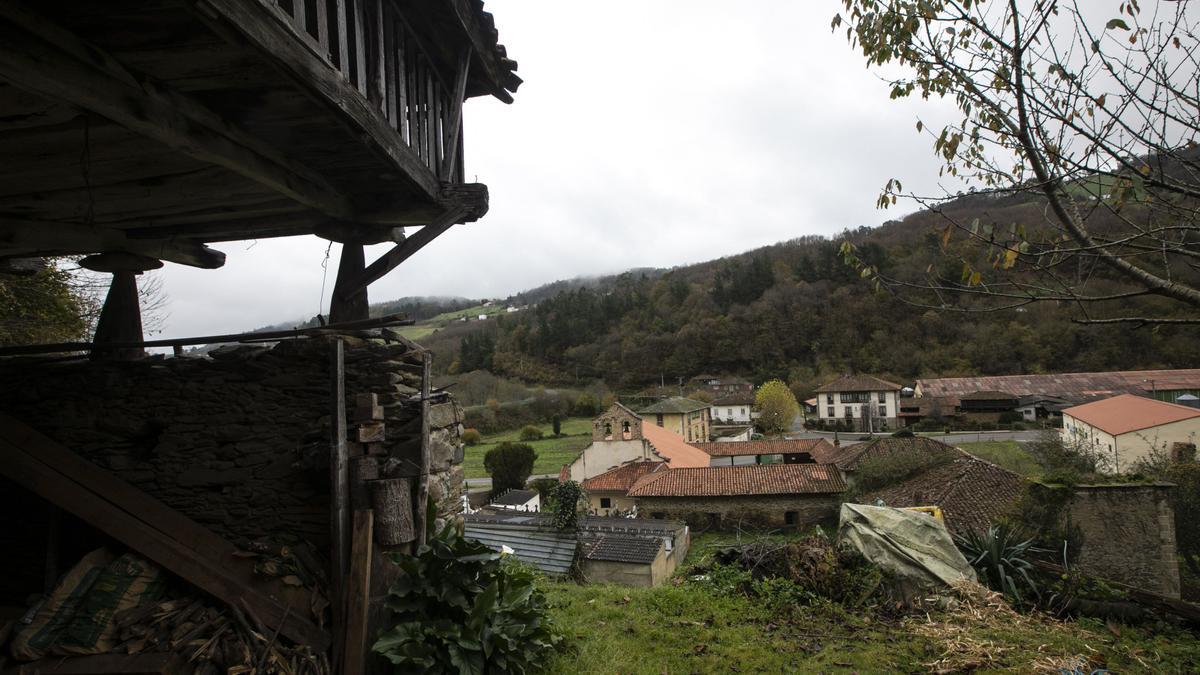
[815,375,903,431]
[628,464,847,530]
[691,438,839,467]
[561,404,709,482]
[1062,394,1200,473]
[638,397,712,443]
[581,461,665,516]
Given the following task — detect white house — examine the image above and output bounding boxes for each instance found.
[1061,394,1200,473]
[709,393,754,424]
[814,375,903,431]
[489,488,540,512]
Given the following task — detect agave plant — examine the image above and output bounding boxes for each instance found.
[956,523,1045,605]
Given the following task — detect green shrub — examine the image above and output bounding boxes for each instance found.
[956,524,1044,606]
[519,425,545,441]
[484,442,537,496]
[461,428,482,446]
[998,410,1023,424]
[891,428,915,438]
[373,524,563,672]
[551,415,562,436]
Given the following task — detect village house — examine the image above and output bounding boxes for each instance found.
[637,396,712,443]
[581,461,664,515]
[561,403,709,482]
[689,375,755,397]
[815,375,903,431]
[627,464,847,530]
[487,488,540,512]
[709,392,755,424]
[1061,394,1200,473]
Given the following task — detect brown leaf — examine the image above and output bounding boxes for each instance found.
[693,644,708,655]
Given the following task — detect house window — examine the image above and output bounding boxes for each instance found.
[600,497,612,509]
[878,392,886,403]
[878,405,887,417]
[726,408,733,418]
[826,393,833,404]
[740,408,746,416]
[784,511,798,525]
[827,407,834,418]
[845,407,854,418]
[656,414,664,427]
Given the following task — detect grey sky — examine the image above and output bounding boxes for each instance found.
[154,1,961,338]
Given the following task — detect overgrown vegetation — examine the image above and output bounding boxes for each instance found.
[956,524,1044,607]
[482,442,536,497]
[754,379,800,434]
[848,441,957,500]
[545,481,584,531]
[373,523,563,673]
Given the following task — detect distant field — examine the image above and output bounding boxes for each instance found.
[394,324,436,341]
[958,440,1043,478]
[461,417,593,480]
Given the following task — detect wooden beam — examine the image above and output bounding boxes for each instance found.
[329,243,370,323]
[194,0,441,200]
[438,48,470,182]
[335,205,468,300]
[0,218,226,269]
[0,7,355,219]
[0,425,330,650]
[329,338,350,669]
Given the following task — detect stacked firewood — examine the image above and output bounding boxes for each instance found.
[112,596,330,674]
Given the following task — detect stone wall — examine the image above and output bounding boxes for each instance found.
[0,332,464,599]
[1063,483,1180,598]
[636,494,840,531]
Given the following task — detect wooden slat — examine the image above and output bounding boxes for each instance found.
[334,0,349,73]
[292,0,307,35]
[368,0,386,112]
[0,10,354,219]
[315,0,330,56]
[0,432,329,650]
[341,509,374,674]
[382,10,397,129]
[425,65,437,169]
[198,0,440,200]
[395,24,408,143]
[439,47,471,181]
[352,0,368,95]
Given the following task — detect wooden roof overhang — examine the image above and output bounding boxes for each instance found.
[0,0,520,276]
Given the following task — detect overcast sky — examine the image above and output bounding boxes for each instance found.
[155,1,963,338]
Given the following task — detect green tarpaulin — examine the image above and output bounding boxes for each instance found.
[837,504,976,592]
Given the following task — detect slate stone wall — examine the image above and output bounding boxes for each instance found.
[1067,484,1180,598]
[0,332,464,554]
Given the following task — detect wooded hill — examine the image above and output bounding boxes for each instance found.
[422,189,1200,395]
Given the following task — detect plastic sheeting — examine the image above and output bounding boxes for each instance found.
[837,503,976,592]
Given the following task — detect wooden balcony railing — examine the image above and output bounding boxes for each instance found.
[264,0,464,183]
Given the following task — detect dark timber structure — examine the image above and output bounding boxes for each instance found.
[0,1,517,672]
[0,0,520,347]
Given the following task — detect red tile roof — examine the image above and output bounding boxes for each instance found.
[815,375,903,393]
[865,453,1029,535]
[580,461,665,493]
[916,369,1200,402]
[1062,393,1200,436]
[691,438,838,462]
[627,464,846,497]
[641,423,711,468]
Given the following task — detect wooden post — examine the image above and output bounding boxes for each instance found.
[341,510,374,675]
[329,339,349,670]
[329,243,369,323]
[416,351,432,545]
[349,455,379,511]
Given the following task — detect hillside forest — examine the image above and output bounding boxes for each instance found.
[421,189,1200,397]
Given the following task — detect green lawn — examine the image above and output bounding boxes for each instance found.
[538,578,1200,673]
[958,440,1043,479]
[461,417,593,480]
[393,324,436,341]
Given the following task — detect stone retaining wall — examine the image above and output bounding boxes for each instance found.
[635,494,840,531]
[0,331,463,568]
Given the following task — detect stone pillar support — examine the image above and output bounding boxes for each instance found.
[80,252,162,361]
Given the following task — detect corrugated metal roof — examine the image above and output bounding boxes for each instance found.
[463,521,577,576]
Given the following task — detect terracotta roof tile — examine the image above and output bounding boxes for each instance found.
[833,436,959,470]
[691,438,838,462]
[915,369,1200,402]
[641,423,711,468]
[581,461,665,493]
[815,375,903,393]
[1062,393,1200,436]
[711,393,755,406]
[627,464,846,497]
[865,454,1029,535]
[638,397,710,414]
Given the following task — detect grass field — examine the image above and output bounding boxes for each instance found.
[538,574,1200,673]
[958,440,1044,479]
[461,417,593,480]
[393,324,436,341]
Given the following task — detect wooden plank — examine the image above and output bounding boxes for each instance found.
[416,351,432,545]
[439,47,471,181]
[334,0,349,73]
[368,0,386,112]
[0,438,330,650]
[0,10,354,219]
[315,0,330,57]
[395,24,408,143]
[329,338,349,668]
[292,0,307,35]
[197,0,440,200]
[341,509,374,675]
[382,12,397,129]
[425,64,437,169]
[335,205,469,300]
[351,0,368,95]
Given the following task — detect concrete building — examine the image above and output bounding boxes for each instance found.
[814,375,903,431]
[709,393,754,424]
[638,397,712,443]
[1061,394,1200,473]
[561,403,709,482]
[691,439,839,467]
